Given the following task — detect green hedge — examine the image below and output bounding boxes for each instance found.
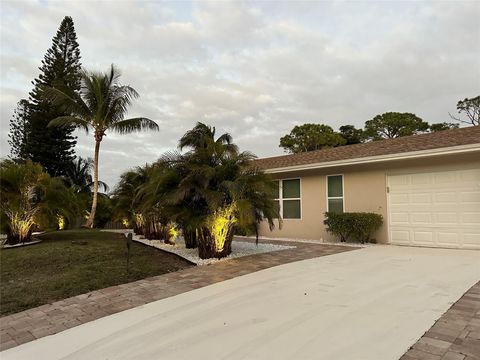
[323,212,383,243]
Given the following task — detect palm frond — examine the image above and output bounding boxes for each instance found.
[111,117,159,134]
[48,116,90,133]
[42,86,91,119]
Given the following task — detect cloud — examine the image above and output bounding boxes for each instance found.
[1,0,479,187]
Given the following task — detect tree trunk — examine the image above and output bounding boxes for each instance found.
[183,228,197,249]
[197,227,234,259]
[85,138,101,228]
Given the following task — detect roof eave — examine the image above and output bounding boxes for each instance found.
[263,144,480,174]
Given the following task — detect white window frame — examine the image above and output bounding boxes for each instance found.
[326,174,345,213]
[274,178,302,220]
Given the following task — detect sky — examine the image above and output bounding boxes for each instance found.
[1,0,479,188]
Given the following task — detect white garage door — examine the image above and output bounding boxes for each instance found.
[388,168,480,249]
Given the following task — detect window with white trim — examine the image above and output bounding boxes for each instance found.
[327,175,344,213]
[272,179,301,219]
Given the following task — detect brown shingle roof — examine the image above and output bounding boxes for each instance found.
[255,126,480,170]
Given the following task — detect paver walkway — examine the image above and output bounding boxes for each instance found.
[0,239,353,351]
[401,281,480,360]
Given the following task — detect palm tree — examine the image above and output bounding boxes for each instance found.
[43,65,159,227]
[150,122,280,259]
[113,163,175,241]
[0,160,78,244]
[64,157,108,194]
[112,165,151,234]
[136,154,200,248]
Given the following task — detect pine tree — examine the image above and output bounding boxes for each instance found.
[8,100,30,162]
[22,16,82,177]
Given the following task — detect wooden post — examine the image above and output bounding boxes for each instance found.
[126,232,132,274]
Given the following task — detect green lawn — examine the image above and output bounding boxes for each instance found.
[0,230,193,316]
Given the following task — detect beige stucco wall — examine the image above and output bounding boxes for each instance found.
[258,152,480,243]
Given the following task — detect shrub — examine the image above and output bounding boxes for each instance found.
[324,212,383,243]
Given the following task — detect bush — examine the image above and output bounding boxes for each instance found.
[323,212,383,243]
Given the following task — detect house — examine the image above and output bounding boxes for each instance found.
[255,126,480,249]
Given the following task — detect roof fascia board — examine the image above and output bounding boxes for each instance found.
[264,144,480,174]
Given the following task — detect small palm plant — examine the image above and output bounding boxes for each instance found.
[0,160,78,244]
[113,164,153,235]
[43,65,159,227]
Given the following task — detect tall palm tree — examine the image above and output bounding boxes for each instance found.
[43,65,159,227]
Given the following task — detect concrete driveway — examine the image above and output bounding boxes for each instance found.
[3,246,480,360]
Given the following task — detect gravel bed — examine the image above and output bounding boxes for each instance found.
[131,235,295,266]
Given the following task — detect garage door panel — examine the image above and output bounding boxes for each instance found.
[389,175,409,186]
[437,232,460,246]
[390,230,410,243]
[390,193,409,204]
[464,231,480,247]
[434,172,456,184]
[411,193,431,204]
[436,212,458,224]
[411,213,432,224]
[390,212,409,224]
[463,213,480,224]
[388,169,480,249]
[434,192,457,203]
[411,173,432,185]
[460,192,480,203]
[413,231,434,244]
[459,169,480,181]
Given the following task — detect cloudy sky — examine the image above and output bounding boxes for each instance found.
[1,0,479,187]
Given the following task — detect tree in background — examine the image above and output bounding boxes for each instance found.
[43,64,159,228]
[449,96,480,126]
[64,157,108,194]
[338,125,364,145]
[363,112,430,140]
[279,124,346,153]
[8,100,30,162]
[429,122,459,132]
[13,16,82,177]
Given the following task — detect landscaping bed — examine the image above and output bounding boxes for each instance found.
[0,230,193,316]
[132,235,295,265]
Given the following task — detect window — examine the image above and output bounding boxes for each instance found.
[272,179,301,219]
[327,175,344,213]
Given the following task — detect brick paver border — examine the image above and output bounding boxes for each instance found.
[0,239,353,351]
[400,281,480,360]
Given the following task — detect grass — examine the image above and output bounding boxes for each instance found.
[0,230,193,316]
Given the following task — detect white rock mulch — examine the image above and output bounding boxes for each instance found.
[130,234,295,266]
